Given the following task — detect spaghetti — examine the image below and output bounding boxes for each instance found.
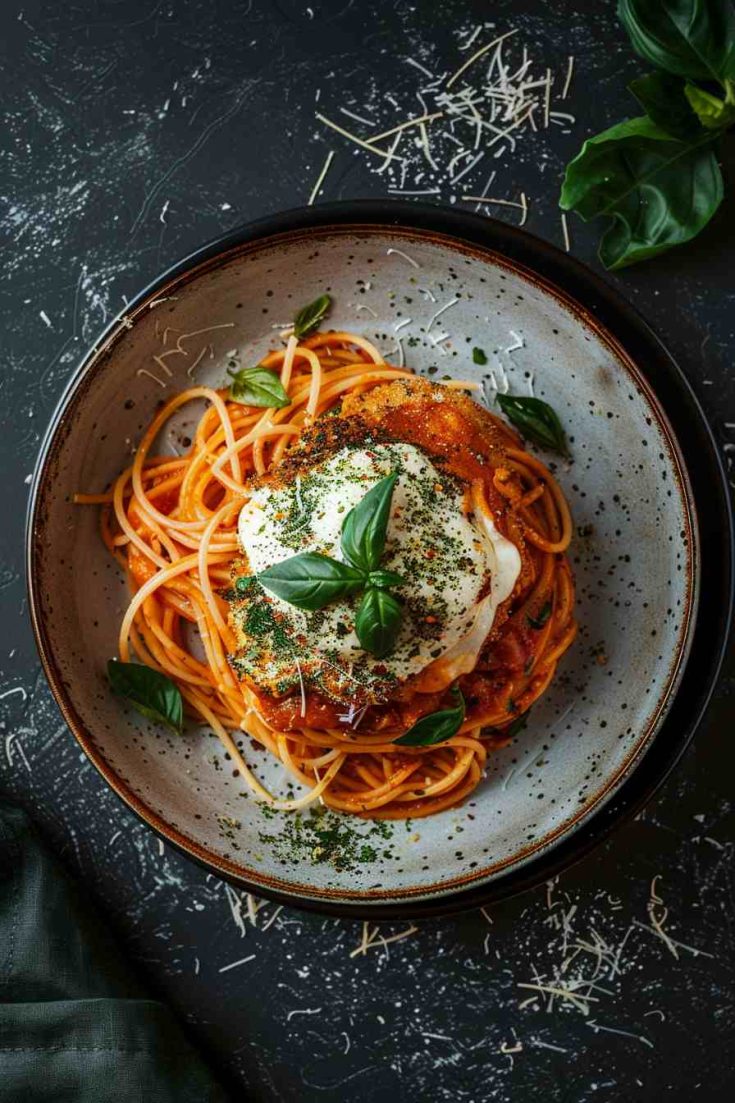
[77,329,576,819]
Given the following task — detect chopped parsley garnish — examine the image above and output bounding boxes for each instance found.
[257,805,394,872]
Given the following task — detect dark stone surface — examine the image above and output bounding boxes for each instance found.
[1,1,733,1099]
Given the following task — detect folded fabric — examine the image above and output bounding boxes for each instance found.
[0,803,229,1102]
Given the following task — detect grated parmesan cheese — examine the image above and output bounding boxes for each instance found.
[314,27,576,220]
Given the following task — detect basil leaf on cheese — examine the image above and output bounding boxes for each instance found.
[107,660,183,734]
[341,472,398,573]
[228,366,291,409]
[254,471,407,647]
[258,552,366,611]
[293,294,331,339]
[394,688,466,747]
[355,587,402,658]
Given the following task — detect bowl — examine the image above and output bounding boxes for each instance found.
[27,201,733,917]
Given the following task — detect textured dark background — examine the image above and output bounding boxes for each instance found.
[1,1,734,1099]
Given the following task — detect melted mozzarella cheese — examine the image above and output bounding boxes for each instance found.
[235,442,520,703]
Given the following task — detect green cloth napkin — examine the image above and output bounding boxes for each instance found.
[0,804,229,1102]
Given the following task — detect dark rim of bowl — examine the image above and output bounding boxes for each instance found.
[26,200,734,919]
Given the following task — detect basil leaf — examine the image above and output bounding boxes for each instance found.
[496,394,567,455]
[258,552,365,610]
[394,688,466,747]
[560,115,723,269]
[293,294,331,339]
[685,80,735,128]
[472,347,488,365]
[527,600,552,629]
[341,472,398,573]
[629,71,703,139]
[618,0,735,83]
[228,366,291,408]
[355,587,402,658]
[107,660,183,734]
[367,569,405,589]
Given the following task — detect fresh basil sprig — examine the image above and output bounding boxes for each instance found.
[107,660,183,734]
[293,294,331,339]
[341,473,397,572]
[258,552,365,611]
[394,688,466,747]
[257,471,405,656]
[355,587,403,658]
[560,118,723,270]
[228,366,291,408]
[496,394,567,456]
[560,0,735,269]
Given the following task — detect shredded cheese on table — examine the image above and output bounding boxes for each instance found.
[314,25,576,219]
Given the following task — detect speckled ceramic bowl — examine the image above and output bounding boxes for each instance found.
[27,203,733,917]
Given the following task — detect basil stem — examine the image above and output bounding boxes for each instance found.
[685,80,735,129]
[367,568,405,590]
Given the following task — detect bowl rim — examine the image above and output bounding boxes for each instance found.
[26,199,734,918]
